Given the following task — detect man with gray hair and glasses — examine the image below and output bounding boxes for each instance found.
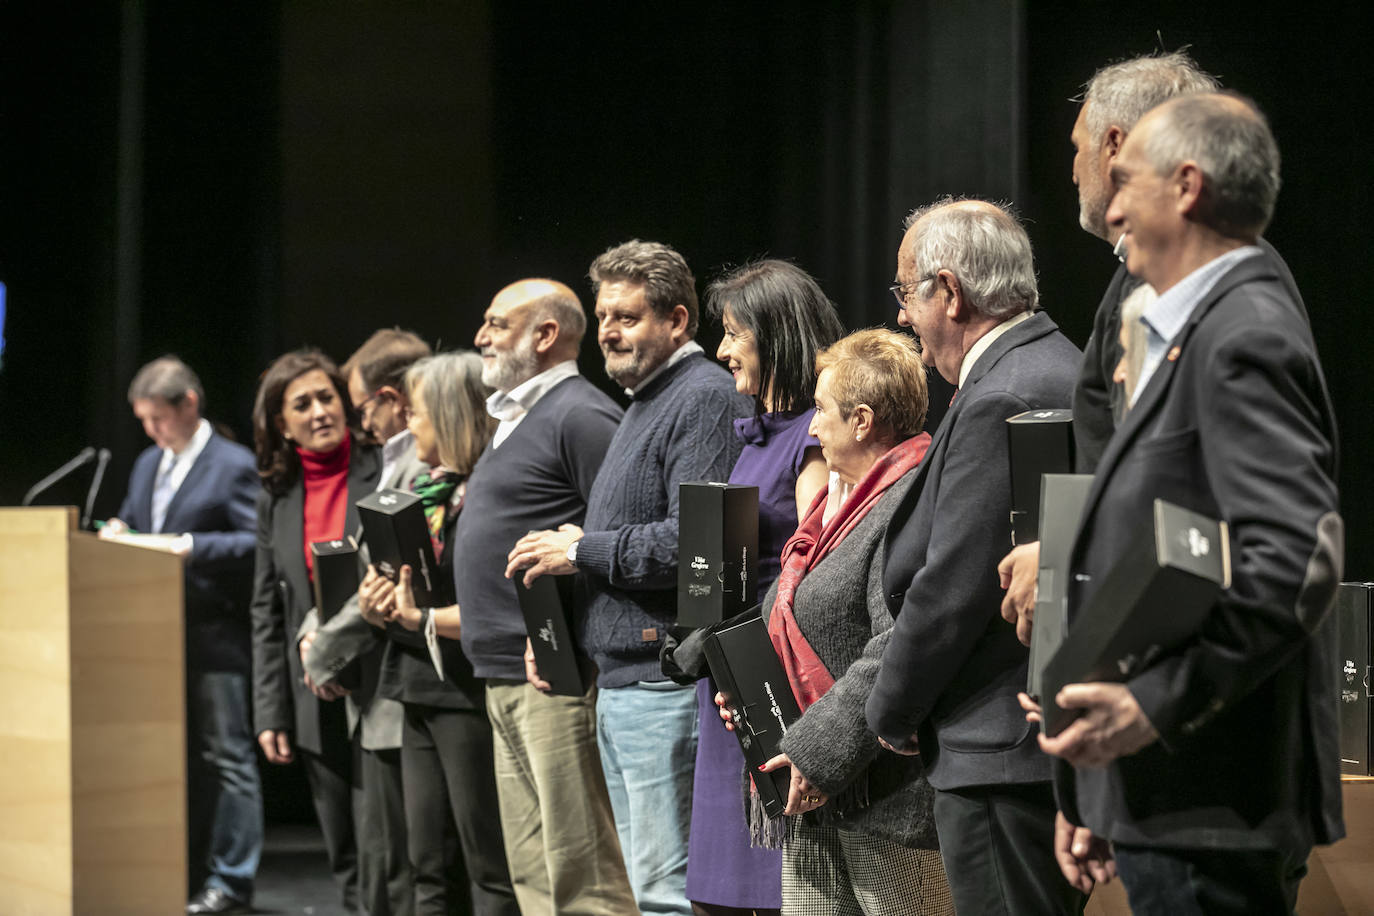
[1038,92,1342,915]
[866,199,1086,915]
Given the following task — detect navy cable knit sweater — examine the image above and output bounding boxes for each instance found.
[576,352,753,687]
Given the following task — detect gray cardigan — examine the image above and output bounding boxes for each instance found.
[764,468,938,850]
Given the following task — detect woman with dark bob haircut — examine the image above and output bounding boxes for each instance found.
[677,258,846,916]
[249,348,380,912]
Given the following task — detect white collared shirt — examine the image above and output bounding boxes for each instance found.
[152,418,212,534]
[488,360,580,448]
[1131,245,1262,405]
[958,310,1033,390]
[628,341,704,397]
[380,428,415,491]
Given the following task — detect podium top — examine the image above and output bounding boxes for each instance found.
[0,505,77,535]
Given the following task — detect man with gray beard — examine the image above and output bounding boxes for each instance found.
[455,279,636,915]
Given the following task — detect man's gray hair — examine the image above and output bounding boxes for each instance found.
[1082,50,1220,145]
[1141,92,1280,238]
[128,355,204,408]
[903,198,1038,319]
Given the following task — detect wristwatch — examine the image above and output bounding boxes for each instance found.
[566,539,580,567]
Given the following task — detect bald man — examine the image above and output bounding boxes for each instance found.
[456,279,636,915]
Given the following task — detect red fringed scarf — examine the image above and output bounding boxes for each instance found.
[767,433,930,711]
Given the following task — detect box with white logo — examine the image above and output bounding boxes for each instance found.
[310,537,361,623]
[677,482,759,628]
[514,574,586,697]
[703,611,801,818]
[356,488,439,607]
[1006,408,1076,547]
[1337,582,1374,776]
[1041,498,1231,737]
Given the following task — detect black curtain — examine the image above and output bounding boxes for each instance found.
[3,0,1371,576]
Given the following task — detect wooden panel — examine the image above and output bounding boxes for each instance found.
[68,532,186,916]
[0,507,74,913]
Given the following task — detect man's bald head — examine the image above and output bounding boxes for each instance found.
[1133,91,1280,239]
[476,278,587,391]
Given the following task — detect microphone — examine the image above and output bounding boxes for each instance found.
[22,446,98,507]
[81,448,113,530]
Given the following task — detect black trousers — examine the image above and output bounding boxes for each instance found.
[401,704,519,916]
[1114,843,1308,916]
[932,781,1087,916]
[358,746,414,916]
[300,735,360,912]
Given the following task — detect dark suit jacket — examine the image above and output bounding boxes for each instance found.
[1062,252,1343,852]
[866,312,1082,790]
[250,439,381,755]
[118,430,258,672]
[1072,237,1308,473]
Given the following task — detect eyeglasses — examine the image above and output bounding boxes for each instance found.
[889,275,938,308]
[355,389,387,416]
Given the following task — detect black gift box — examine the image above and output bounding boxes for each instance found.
[1006,408,1075,546]
[514,574,587,698]
[357,488,439,606]
[310,537,361,623]
[677,482,759,628]
[703,611,801,818]
[1026,474,1093,702]
[1337,582,1374,776]
[1041,498,1231,737]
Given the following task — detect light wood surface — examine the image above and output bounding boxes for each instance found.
[0,507,187,915]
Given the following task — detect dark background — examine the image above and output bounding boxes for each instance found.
[2,3,1368,573]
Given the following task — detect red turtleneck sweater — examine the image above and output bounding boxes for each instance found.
[298,435,351,578]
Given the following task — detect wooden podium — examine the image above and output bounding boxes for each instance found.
[0,507,186,915]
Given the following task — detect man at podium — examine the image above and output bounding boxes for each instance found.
[102,355,263,916]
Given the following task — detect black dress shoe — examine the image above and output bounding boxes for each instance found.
[186,886,251,914]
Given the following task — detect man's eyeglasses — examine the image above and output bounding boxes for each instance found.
[889,275,937,308]
[356,389,387,415]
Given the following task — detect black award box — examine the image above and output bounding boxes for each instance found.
[1337,582,1374,776]
[357,488,439,607]
[703,611,801,818]
[310,537,361,623]
[1006,408,1075,546]
[677,482,759,628]
[1026,474,1093,702]
[514,574,586,698]
[1040,498,1231,737]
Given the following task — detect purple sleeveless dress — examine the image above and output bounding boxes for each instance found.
[686,410,818,908]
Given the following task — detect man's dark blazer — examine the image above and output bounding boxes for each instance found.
[117,430,259,673]
[1072,237,1308,473]
[250,439,380,755]
[1061,251,1344,853]
[866,311,1082,790]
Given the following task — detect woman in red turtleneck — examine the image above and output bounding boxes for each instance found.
[249,349,380,912]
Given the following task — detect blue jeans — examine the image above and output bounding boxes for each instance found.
[596,680,698,916]
[187,670,263,901]
[1114,844,1308,916]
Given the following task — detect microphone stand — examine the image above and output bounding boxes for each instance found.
[22,447,97,507]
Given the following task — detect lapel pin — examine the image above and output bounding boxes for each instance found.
[1166,345,1182,362]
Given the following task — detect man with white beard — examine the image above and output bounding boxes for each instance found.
[455,278,637,915]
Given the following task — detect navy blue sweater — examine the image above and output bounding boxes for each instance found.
[454,376,623,680]
[577,352,752,687]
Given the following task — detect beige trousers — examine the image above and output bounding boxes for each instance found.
[486,680,638,916]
